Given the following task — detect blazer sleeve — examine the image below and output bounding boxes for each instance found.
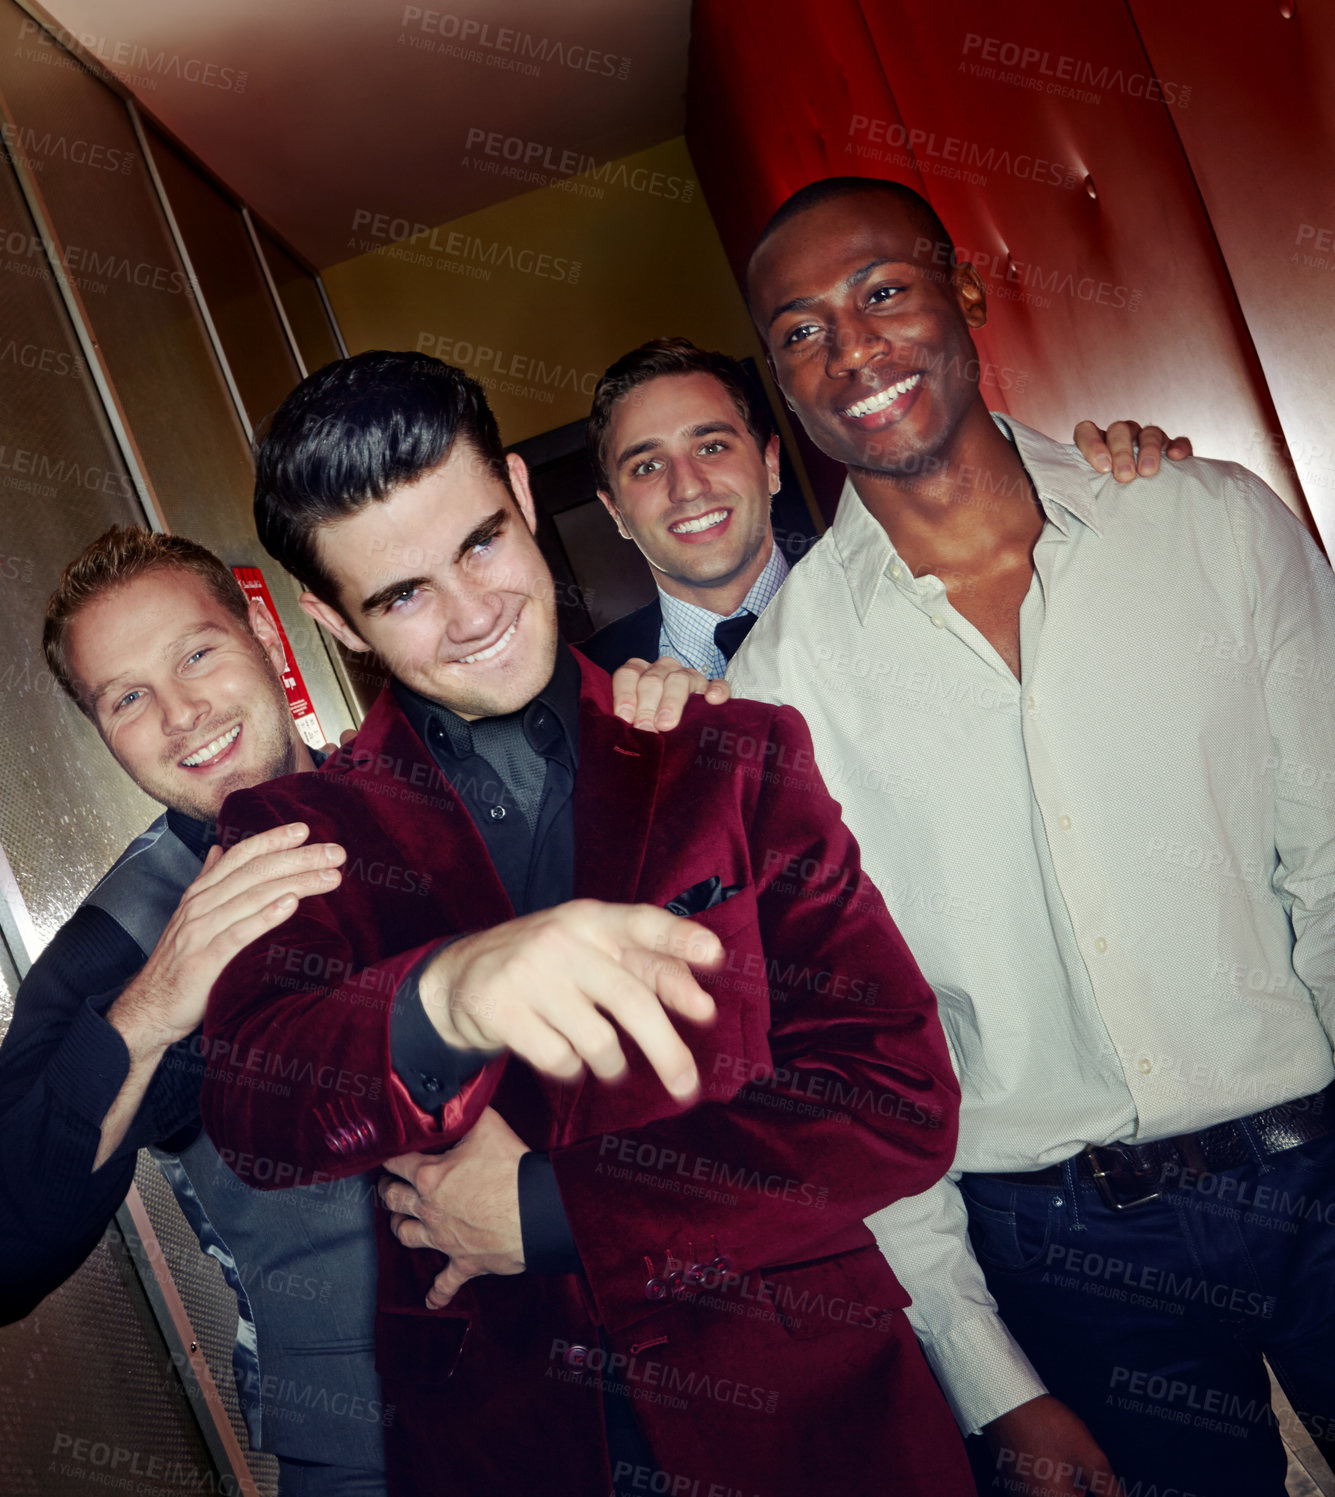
[549,703,961,1332]
[201,782,504,1187]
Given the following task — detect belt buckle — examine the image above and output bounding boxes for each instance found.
[1084,1145,1163,1211]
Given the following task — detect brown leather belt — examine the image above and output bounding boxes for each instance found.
[984,1081,1335,1211]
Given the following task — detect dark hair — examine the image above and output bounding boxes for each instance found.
[586,337,775,492]
[44,525,252,714]
[253,350,509,612]
[746,176,957,296]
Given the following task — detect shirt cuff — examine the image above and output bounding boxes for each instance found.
[389,946,489,1112]
[518,1152,580,1274]
[916,1311,1049,1436]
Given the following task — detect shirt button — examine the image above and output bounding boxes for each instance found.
[1094,937,1109,954]
[1138,1058,1153,1075]
[1058,815,1072,831]
[421,1075,442,1093]
[889,565,903,580]
[1026,694,1037,711]
[490,805,506,821]
[930,614,945,628]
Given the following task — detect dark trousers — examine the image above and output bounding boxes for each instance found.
[274,1456,386,1496]
[961,1129,1335,1497]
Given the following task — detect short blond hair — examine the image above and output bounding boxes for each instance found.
[43,526,252,713]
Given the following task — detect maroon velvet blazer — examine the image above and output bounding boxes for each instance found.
[203,653,967,1497]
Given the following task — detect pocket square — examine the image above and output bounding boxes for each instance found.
[664,875,745,918]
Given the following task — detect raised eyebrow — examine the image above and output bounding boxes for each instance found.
[688,421,743,441]
[360,575,431,616]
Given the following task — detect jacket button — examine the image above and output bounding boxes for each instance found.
[644,1278,668,1302]
[684,1262,708,1287]
[665,1270,687,1298]
[325,1131,346,1154]
[563,1344,589,1368]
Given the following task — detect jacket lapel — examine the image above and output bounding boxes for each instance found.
[560,662,665,1130]
[633,599,663,667]
[347,688,515,935]
[572,662,664,905]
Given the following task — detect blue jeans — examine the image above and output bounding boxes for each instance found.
[961,1129,1335,1497]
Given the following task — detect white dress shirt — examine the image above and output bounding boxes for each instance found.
[728,415,1335,1435]
[657,540,790,678]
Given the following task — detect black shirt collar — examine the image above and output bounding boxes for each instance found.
[392,643,581,767]
[167,807,216,861]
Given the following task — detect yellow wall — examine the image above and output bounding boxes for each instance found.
[322,136,762,444]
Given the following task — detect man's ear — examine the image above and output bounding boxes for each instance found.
[246,596,289,678]
[953,262,988,330]
[299,590,371,653]
[596,488,633,541]
[506,452,539,536]
[763,434,782,495]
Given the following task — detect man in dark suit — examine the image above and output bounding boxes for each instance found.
[580,338,1191,678]
[202,349,969,1497]
[578,339,789,680]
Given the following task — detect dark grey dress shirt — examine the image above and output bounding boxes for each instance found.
[387,645,582,1273]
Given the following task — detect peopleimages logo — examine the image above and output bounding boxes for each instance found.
[847,116,1080,191]
[1,122,133,174]
[17,18,248,92]
[461,128,696,203]
[400,7,632,80]
[960,31,1190,108]
[349,210,580,284]
[415,331,600,399]
[913,236,1144,314]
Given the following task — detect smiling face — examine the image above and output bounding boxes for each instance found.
[300,441,558,721]
[748,192,986,477]
[597,371,780,601]
[64,567,301,821]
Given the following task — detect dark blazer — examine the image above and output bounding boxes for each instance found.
[576,596,663,672]
[204,652,969,1497]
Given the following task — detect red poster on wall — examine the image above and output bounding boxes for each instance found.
[231,566,325,750]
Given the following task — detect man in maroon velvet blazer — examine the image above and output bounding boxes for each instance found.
[202,351,968,1497]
